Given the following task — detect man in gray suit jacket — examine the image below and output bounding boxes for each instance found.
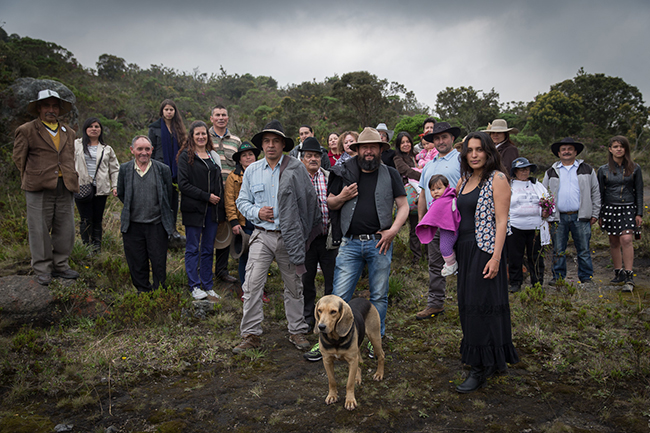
[117,135,174,292]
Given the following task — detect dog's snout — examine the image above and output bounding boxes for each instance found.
[318,323,327,331]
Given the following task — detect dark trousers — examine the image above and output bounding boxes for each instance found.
[238,222,255,285]
[426,231,446,309]
[75,189,108,249]
[171,183,179,227]
[214,246,230,277]
[507,227,544,286]
[408,213,424,262]
[123,221,169,292]
[302,234,337,328]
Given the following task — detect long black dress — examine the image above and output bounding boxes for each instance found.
[456,184,519,369]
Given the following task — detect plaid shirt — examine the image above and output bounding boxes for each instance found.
[309,169,329,234]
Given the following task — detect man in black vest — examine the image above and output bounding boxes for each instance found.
[328,127,408,339]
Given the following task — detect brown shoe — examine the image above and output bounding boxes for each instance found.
[289,333,311,350]
[232,334,261,354]
[416,306,445,320]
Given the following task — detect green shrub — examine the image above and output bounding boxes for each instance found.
[109,286,191,327]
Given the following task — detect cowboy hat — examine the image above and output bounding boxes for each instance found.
[375,123,394,142]
[214,222,233,250]
[299,137,323,154]
[422,122,461,142]
[510,157,537,177]
[230,230,251,259]
[26,89,73,118]
[233,141,261,164]
[551,137,584,157]
[484,119,519,134]
[350,127,390,152]
[251,120,295,152]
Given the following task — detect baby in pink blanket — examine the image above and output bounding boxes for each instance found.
[415,175,461,276]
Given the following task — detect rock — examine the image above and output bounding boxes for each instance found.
[0,275,57,325]
[53,424,74,432]
[105,426,119,433]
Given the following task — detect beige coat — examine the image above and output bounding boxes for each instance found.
[74,138,120,196]
[13,118,79,192]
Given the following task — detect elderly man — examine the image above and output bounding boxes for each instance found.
[328,127,408,340]
[13,89,80,286]
[209,104,240,284]
[117,136,174,292]
[297,137,338,361]
[416,122,462,319]
[233,120,322,354]
[543,137,600,286]
[289,125,330,169]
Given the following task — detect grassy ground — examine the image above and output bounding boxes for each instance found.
[0,197,649,432]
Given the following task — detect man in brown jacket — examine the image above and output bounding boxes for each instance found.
[13,89,80,285]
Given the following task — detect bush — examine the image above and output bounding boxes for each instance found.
[109,286,191,327]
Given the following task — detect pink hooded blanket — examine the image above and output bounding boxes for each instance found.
[415,187,461,244]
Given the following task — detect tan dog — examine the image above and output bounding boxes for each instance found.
[314,295,385,410]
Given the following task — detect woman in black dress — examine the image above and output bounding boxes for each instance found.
[454,131,519,393]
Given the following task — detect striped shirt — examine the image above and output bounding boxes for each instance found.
[309,169,329,234]
[209,127,241,182]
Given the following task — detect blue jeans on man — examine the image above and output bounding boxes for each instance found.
[550,212,593,283]
[332,236,392,336]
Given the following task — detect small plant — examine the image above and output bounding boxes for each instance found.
[242,347,268,362]
[109,286,191,327]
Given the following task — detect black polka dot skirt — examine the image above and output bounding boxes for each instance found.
[600,203,637,236]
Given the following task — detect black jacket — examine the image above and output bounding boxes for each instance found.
[597,162,643,216]
[148,118,164,164]
[177,150,225,227]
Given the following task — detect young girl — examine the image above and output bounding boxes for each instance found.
[416,175,461,276]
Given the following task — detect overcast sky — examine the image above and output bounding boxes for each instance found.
[2,0,649,113]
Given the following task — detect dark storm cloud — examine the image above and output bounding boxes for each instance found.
[2,0,649,111]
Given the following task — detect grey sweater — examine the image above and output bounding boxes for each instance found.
[542,159,601,222]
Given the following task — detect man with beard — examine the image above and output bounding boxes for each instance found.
[328,127,408,340]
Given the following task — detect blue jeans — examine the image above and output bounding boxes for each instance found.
[550,213,593,282]
[185,212,219,290]
[332,236,392,336]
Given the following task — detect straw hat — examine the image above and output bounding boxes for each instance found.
[484,119,519,134]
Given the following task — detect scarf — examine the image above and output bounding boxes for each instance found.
[160,120,179,179]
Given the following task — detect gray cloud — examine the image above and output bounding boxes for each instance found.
[2,0,649,113]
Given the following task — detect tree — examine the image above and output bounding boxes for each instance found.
[435,86,500,135]
[551,68,648,139]
[96,54,126,80]
[332,71,388,128]
[527,90,583,141]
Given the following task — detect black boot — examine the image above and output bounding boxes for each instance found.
[610,269,625,285]
[79,219,91,245]
[456,366,486,393]
[622,270,634,292]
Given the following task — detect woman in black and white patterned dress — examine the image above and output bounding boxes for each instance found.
[597,135,643,289]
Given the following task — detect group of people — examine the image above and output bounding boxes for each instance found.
[13,87,643,395]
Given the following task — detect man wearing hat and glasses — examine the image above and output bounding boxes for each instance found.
[328,127,408,340]
[415,122,462,319]
[233,120,322,354]
[13,89,80,286]
[542,137,600,286]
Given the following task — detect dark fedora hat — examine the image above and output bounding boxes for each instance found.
[230,230,250,259]
[251,120,295,152]
[510,157,537,177]
[299,137,323,154]
[423,122,461,142]
[551,137,584,157]
[233,141,261,164]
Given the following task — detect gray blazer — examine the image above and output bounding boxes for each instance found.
[117,159,175,235]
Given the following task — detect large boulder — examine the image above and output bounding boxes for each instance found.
[0,275,56,326]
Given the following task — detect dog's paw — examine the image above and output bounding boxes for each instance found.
[372,371,384,381]
[325,393,338,405]
[344,397,358,410]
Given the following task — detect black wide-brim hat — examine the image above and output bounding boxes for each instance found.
[422,122,461,142]
[233,141,261,164]
[510,157,538,177]
[299,137,323,154]
[551,137,584,157]
[251,120,294,152]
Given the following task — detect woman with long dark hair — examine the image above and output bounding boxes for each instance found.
[73,117,120,252]
[454,131,518,393]
[149,99,188,237]
[326,132,341,166]
[393,131,424,263]
[597,135,643,290]
[177,121,224,300]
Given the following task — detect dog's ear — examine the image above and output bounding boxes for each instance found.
[313,299,321,334]
[335,300,354,337]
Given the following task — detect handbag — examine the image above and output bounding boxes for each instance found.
[74,148,104,202]
[404,183,420,216]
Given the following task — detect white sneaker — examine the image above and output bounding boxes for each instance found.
[191,287,208,300]
[205,289,221,300]
[441,262,458,277]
